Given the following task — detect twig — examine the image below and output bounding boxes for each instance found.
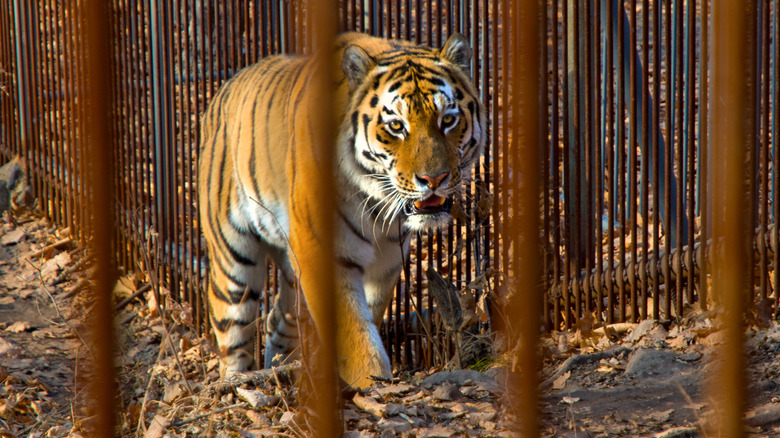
[168,402,248,427]
[28,237,73,258]
[50,255,91,286]
[113,283,152,312]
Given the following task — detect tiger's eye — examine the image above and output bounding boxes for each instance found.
[442,114,456,127]
[388,120,403,132]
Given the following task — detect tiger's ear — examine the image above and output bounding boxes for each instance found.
[440,33,472,71]
[342,45,375,92]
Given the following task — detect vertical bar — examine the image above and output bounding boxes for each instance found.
[640,0,649,320]
[306,0,338,434]
[594,0,603,324]
[711,1,754,434]
[605,0,615,324]
[82,0,116,435]
[616,0,627,322]
[685,0,696,308]
[551,0,562,328]
[651,0,661,320]
[507,0,541,434]
[629,0,638,321]
[674,0,684,318]
[663,0,672,320]
[759,0,771,303]
[773,0,779,317]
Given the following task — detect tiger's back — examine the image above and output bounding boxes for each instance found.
[199,33,486,388]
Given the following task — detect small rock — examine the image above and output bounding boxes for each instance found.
[432,383,462,401]
[6,321,33,333]
[0,157,31,213]
[420,425,457,438]
[0,337,18,356]
[627,319,657,342]
[375,382,416,397]
[745,402,780,426]
[2,229,25,246]
[652,427,699,438]
[422,370,500,394]
[625,349,688,377]
[377,418,412,435]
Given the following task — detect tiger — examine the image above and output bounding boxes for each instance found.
[198,32,486,389]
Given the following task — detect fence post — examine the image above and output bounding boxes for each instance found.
[82,0,117,436]
[711,1,755,436]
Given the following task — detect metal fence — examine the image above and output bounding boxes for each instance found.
[1,0,777,373]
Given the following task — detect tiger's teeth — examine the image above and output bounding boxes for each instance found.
[435,196,446,206]
[414,201,423,209]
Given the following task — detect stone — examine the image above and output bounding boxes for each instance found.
[625,349,689,378]
[0,158,31,213]
[422,370,500,394]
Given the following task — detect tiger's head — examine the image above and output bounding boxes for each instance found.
[339,33,486,231]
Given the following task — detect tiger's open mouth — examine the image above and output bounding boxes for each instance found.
[407,194,453,215]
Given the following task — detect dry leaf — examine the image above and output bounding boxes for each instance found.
[236,387,272,408]
[552,370,571,389]
[353,393,386,417]
[560,396,581,404]
[143,414,168,438]
[2,229,25,246]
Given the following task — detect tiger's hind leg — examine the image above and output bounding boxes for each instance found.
[207,246,268,377]
[263,265,301,367]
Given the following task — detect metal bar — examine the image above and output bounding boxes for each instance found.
[507,0,541,432]
[674,0,684,318]
[640,0,649,320]
[663,0,672,319]
[551,0,562,328]
[685,0,696,308]
[596,0,606,323]
[711,1,753,434]
[629,0,638,321]
[605,0,615,324]
[651,0,661,320]
[82,0,117,434]
[617,0,627,322]
[306,0,339,433]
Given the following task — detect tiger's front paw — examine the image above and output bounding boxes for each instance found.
[339,344,392,389]
[219,348,255,378]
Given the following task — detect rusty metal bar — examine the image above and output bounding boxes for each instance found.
[651,0,661,320]
[507,0,542,433]
[304,0,339,434]
[82,0,117,435]
[711,1,753,434]
[698,0,709,311]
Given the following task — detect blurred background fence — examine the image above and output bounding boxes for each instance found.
[0,0,776,369]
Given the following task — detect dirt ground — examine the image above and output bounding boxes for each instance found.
[2,211,780,437]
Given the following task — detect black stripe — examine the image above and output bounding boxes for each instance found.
[211,315,255,333]
[338,256,365,274]
[370,95,379,107]
[225,338,251,355]
[339,209,371,244]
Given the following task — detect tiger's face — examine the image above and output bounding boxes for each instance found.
[341,34,486,232]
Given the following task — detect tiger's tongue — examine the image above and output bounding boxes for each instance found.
[415,195,445,209]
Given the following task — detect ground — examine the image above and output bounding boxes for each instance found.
[1,211,780,437]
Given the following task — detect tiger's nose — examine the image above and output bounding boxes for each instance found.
[415,172,449,189]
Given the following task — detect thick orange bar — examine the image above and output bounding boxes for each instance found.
[507,0,542,435]
[82,0,117,436]
[711,1,755,436]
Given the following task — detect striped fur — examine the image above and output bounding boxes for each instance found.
[198,32,486,388]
